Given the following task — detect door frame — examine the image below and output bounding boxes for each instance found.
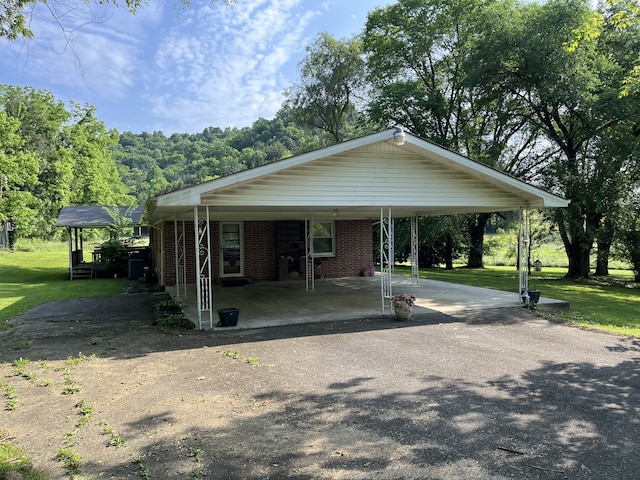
[219,221,244,277]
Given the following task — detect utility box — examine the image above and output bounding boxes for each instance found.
[128,259,144,279]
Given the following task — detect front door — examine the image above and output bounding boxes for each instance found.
[220,222,243,277]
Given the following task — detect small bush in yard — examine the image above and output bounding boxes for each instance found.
[152,300,195,330]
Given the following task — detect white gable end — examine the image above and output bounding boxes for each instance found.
[146,130,568,223]
[202,143,540,212]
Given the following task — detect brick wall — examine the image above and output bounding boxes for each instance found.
[158,219,373,286]
[316,220,374,277]
[244,221,277,280]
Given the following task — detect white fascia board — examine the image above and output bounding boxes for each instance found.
[404,135,570,208]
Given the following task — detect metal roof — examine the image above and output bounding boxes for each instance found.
[55,206,144,228]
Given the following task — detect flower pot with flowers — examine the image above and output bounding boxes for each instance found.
[391,293,416,320]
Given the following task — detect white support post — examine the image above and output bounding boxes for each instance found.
[195,206,213,330]
[518,209,530,302]
[411,216,419,286]
[305,218,315,292]
[380,208,393,315]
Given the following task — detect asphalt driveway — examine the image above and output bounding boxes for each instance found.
[2,291,639,479]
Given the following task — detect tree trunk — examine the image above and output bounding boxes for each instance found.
[594,242,611,276]
[557,209,592,278]
[444,234,453,270]
[467,213,491,268]
[594,215,615,276]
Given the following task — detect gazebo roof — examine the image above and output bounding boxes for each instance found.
[56,206,144,228]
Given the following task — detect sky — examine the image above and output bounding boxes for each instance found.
[0,0,392,135]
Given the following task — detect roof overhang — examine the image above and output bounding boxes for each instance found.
[144,129,569,224]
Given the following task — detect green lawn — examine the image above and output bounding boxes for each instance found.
[395,265,640,337]
[0,243,126,330]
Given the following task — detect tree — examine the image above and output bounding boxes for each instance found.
[618,192,640,281]
[285,32,369,144]
[1,85,132,237]
[0,110,39,235]
[0,0,235,40]
[64,102,133,207]
[467,0,640,278]
[394,216,467,269]
[611,0,640,97]
[364,0,542,268]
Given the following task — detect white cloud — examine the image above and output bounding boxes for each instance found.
[146,0,322,132]
[1,2,164,98]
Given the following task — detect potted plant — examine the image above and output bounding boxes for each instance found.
[391,293,416,320]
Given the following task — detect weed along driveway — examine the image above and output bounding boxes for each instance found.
[1,292,639,479]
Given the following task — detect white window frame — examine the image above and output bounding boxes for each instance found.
[219,221,244,277]
[312,221,335,258]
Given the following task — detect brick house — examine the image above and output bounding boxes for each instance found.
[143,129,568,328]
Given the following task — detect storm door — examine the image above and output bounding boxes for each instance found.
[220,222,243,277]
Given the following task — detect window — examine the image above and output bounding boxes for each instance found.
[313,221,335,257]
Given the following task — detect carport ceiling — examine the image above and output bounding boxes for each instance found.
[144,129,568,224]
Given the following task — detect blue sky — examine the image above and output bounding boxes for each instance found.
[0,0,392,134]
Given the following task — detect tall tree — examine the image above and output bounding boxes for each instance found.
[285,32,369,144]
[0,111,39,234]
[64,102,132,207]
[1,85,132,237]
[364,0,541,268]
[467,0,640,278]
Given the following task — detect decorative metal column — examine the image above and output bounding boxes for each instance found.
[175,220,187,300]
[380,208,393,315]
[195,206,213,330]
[411,216,419,286]
[518,209,530,301]
[305,218,315,292]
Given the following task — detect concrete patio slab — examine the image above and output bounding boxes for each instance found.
[167,274,569,330]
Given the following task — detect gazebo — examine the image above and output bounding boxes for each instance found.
[55,205,144,280]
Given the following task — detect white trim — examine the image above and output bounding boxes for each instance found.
[219,221,244,278]
[380,208,393,316]
[312,220,335,258]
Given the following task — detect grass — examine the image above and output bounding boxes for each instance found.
[0,241,127,330]
[395,264,640,337]
[0,442,49,480]
[55,447,82,475]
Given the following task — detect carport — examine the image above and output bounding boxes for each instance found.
[144,129,569,329]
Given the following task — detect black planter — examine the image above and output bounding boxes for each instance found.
[217,308,239,327]
[528,290,541,303]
